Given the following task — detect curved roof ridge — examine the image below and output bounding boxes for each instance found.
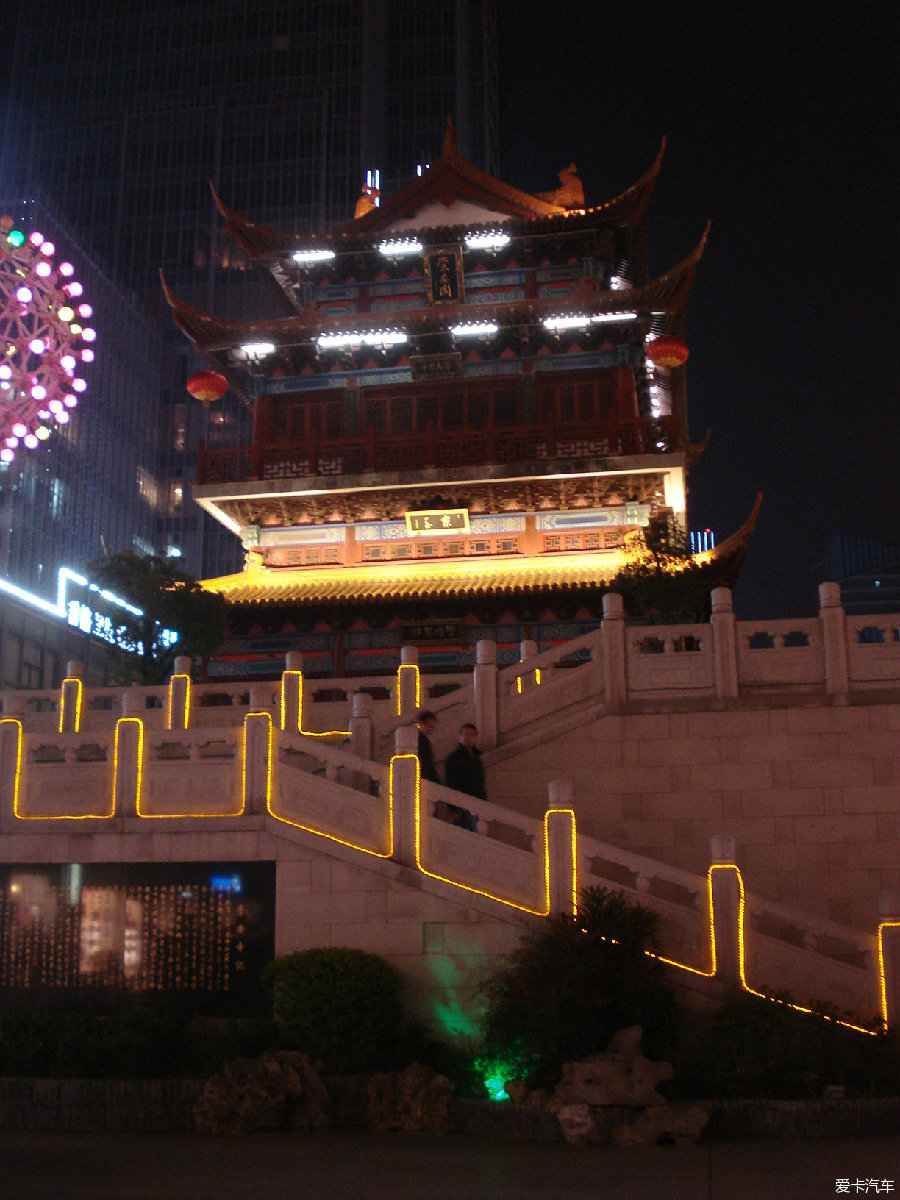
[582,137,666,221]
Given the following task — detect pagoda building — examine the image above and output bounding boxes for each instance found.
[164,124,709,679]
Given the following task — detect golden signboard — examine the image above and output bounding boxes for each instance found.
[405,509,470,534]
[423,245,464,305]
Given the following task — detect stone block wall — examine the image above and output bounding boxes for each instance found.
[493,699,900,930]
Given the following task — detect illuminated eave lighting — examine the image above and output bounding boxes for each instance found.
[292,248,336,265]
[317,330,408,350]
[377,239,423,257]
[464,231,511,251]
[542,312,638,332]
[449,322,499,338]
[239,341,276,357]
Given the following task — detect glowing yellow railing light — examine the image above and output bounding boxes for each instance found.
[399,750,576,916]
[0,718,23,817]
[11,716,115,820]
[280,670,350,738]
[515,668,541,694]
[166,674,191,730]
[114,717,142,816]
[58,677,83,733]
[267,724,392,857]
[396,663,421,716]
[241,711,271,817]
[646,864,878,1036]
[877,921,900,1029]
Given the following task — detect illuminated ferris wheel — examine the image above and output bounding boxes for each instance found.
[0,214,95,465]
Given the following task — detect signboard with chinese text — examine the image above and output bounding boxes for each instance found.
[423,246,464,305]
[404,509,470,535]
[410,352,462,380]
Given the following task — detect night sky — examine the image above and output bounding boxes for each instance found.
[0,5,894,619]
[499,2,896,618]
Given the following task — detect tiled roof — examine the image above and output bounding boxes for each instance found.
[202,553,625,606]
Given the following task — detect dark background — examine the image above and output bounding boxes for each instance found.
[499,1,897,617]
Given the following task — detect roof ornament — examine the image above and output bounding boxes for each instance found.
[354,183,380,220]
[443,115,457,156]
[537,163,585,209]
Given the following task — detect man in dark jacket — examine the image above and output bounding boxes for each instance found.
[441,723,485,831]
[416,711,440,783]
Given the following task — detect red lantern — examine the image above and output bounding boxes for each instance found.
[186,369,228,407]
[645,336,689,368]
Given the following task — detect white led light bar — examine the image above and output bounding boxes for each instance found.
[292,249,336,264]
[316,330,408,350]
[377,239,423,257]
[449,322,499,337]
[464,231,511,251]
[239,341,276,356]
[542,312,638,331]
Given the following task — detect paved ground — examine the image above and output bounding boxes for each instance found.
[2,1130,899,1200]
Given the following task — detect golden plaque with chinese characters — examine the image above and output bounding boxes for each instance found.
[423,245,464,305]
[405,508,470,534]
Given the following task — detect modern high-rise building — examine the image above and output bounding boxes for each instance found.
[0,200,162,597]
[0,0,499,580]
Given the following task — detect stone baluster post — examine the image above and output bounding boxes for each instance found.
[709,834,742,986]
[474,638,498,750]
[601,592,626,707]
[518,638,538,692]
[167,655,193,731]
[59,659,84,733]
[349,690,374,762]
[281,651,304,732]
[711,587,739,700]
[243,699,273,817]
[547,779,577,916]
[391,724,419,867]
[397,646,420,722]
[878,892,900,1031]
[114,716,143,817]
[819,582,849,701]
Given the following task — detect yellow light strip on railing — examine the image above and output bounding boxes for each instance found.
[280,670,350,738]
[648,864,877,1035]
[267,723,392,857]
[135,719,243,819]
[115,717,143,816]
[877,921,900,1029]
[12,719,115,821]
[0,718,23,817]
[166,674,191,731]
[238,711,270,817]
[395,663,421,715]
[58,677,83,733]
[515,667,542,695]
[401,751,576,916]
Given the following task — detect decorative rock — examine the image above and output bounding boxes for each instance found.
[612,1102,709,1146]
[546,1027,707,1146]
[555,1102,599,1146]
[367,1063,453,1134]
[194,1052,330,1134]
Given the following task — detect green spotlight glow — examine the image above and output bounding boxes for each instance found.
[7,230,25,247]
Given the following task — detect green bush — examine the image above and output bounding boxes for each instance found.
[264,947,408,1074]
[674,990,900,1099]
[478,886,678,1090]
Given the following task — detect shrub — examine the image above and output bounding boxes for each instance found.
[674,990,900,1099]
[265,948,408,1074]
[478,886,678,1090]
